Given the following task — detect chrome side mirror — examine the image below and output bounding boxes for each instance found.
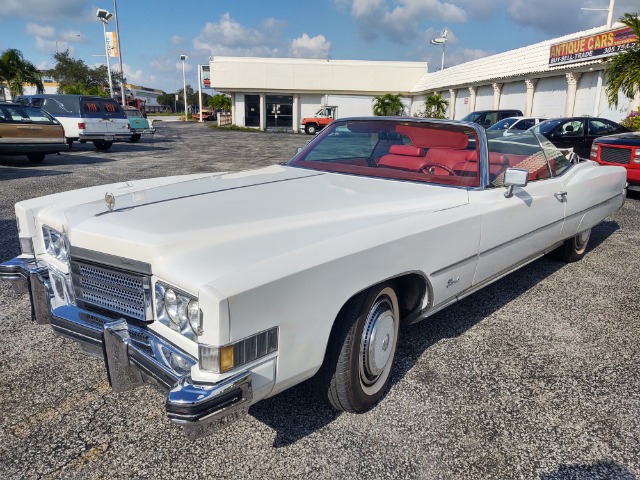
[503,168,528,198]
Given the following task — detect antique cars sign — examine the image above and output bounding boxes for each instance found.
[549,26,637,66]
[0,118,627,439]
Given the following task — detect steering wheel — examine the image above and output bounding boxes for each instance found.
[420,163,456,176]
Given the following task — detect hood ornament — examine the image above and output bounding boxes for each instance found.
[105,192,115,212]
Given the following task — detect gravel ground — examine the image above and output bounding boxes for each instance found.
[0,122,639,480]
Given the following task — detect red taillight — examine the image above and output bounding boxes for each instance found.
[78,122,86,130]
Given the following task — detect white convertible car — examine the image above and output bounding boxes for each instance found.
[0,118,626,439]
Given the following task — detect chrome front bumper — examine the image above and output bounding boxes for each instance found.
[0,256,253,440]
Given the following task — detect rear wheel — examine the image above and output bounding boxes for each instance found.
[305,123,317,135]
[554,228,591,262]
[93,140,113,151]
[130,134,141,143]
[27,153,45,162]
[315,283,400,412]
[66,138,74,149]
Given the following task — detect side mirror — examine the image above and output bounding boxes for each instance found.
[503,168,528,198]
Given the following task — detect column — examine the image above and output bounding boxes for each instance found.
[564,72,581,117]
[259,93,266,131]
[448,89,457,119]
[468,86,477,113]
[231,93,236,126]
[524,78,538,116]
[492,83,503,110]
[292,94,300,133]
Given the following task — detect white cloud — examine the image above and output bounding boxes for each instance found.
[340,0,467,44]
[171,35,185,45]
[289,34,332,58]
[25,23,55,38]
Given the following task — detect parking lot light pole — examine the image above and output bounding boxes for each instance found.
[180,55,188,122]
[96,9,114,98]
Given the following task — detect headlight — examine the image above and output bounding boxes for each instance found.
[154,281,201,340]
[42,225,70,264]
[198,327,278,374]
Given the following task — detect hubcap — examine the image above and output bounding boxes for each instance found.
[576,229,591,250]
[360,298,396,385]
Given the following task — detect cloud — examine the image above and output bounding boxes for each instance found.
[25,23,55,38]
[339,0,467,44]
[0,0,88,20]
[289,34,332,58]
[171,35,185,45]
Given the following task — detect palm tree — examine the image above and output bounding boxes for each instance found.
[418,93,449,118]
[0,49,44,99]
[372,93,405,116]
[605,13,640,107]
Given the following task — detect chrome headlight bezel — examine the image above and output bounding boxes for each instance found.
[42,225,70,265]
[154,281,201,341]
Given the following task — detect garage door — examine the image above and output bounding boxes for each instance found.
[596,84,632,123]
[531,76,567,117]
[474,85,493,110]
[499,81,526,111]
[439,90,451,118]
[455,88,469,120]
[574,72,599,117]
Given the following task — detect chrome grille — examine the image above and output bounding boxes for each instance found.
[600,146,631,165]
[71,259,152,321]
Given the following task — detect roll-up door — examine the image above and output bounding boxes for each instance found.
[596,84,632,122]
[440,90,451,118]
[455,89,469,120]
[499,81,526,111]
[531,76,566,117]
[573,72,598,117]
[474,85,494,110]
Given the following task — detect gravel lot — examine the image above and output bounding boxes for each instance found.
[0,122,639,480]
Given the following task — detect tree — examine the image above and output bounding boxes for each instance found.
[605,13,640,107]
[372,93,405,116]
[208,93,231,112]
[416,93,449,118]
[0,48,44,98]
[47,51,123,96]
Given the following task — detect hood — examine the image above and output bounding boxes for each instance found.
[594,131,640,145]
[45,165,469,294]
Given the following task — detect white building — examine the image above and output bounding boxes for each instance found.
[211,22,639,132]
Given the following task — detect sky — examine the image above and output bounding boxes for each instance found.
[0,0,637,94]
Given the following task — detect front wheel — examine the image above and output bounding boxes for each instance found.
[305,124,317,135]
[314,283,400,413]
[93,140,113,151]
[554,228,591,262]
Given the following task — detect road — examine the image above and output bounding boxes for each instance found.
[0,122,639,479]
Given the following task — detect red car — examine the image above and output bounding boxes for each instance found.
[591,132,640,191]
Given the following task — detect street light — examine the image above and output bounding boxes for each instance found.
[180,55,188,122]
[581,0,615,28]
[430,29,448,71]
[55,34,80,54]
[96,8,114,98]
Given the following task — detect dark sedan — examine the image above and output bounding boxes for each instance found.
[531,117,629,158]
[591,131,640,191]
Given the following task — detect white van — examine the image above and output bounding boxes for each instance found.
[16,94,130,151]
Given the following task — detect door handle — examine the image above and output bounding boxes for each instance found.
[554,191,567,202]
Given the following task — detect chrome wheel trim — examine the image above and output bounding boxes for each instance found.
[359,291,398,396]
[576,229,591,252]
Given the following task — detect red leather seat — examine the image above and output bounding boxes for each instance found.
[377,144,428,171]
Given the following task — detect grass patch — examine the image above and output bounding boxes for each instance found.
[209,124,260,132]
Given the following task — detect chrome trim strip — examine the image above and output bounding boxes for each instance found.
[70,247,152,275]
[430,254,477,277]
[480,218,563,257]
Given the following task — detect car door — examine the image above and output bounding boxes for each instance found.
[548,119,588,157]
[80,98,107,136]
[99,99,130,137]
[470,131,565,284]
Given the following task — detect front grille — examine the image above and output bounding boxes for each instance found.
[600,146,631,165]
[70,259,152,321]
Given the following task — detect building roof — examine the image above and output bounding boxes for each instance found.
[412,22,623,93]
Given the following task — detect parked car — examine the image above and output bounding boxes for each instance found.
[0,102,68,162]
[591,131,640,191]
[461,109,524,128]
[192,109,217,121]
[531,117,629,159]
[487,116,546,134]
[15,94,131,151]
[0,117,626,439]
[123,106,155,142]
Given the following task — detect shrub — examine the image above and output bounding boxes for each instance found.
[621,108,640,131]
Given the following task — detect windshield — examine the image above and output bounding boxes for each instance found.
[461,112,482,123]
[289,120,481,187]
[487,118,518,131]
[125,109,143,118]
[531,119,563,135]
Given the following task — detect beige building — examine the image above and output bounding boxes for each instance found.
[211,22,639,132]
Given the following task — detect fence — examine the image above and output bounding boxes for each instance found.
[217,113,232,127]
